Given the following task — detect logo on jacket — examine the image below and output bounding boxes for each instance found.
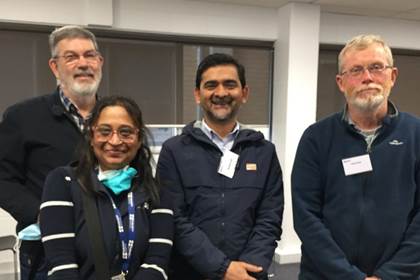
[389,139,403,146]
[246,163,257,171]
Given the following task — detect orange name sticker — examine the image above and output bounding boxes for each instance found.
[246,163,257,171]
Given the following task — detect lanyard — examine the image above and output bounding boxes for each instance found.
[106,191,135,275]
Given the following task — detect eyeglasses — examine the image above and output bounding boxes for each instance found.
[341,63,393,77]
[92,125,139,143]
[54,51,101,65]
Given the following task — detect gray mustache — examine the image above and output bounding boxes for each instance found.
[210,95,233,105]
[75,70,94,76]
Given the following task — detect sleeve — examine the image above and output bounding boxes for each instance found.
[291,129,366,279]
[0,109,39,226]
[135,188,174,280]
[40,168,80,280]
[156,143,230,280]
[238,146,284,274]
[373,160,420,280]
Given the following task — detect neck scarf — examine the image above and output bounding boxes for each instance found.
[98,166,137,195]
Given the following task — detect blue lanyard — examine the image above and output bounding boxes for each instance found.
[106,191,135,275]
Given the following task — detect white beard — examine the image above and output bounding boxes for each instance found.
[70,79,100,97]
[59,71,102,97]
[349,93,385,112]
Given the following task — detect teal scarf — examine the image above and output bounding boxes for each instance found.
[98,166,137,195]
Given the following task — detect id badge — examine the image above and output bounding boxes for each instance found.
[111,273,126,280]
[217,150,239,178]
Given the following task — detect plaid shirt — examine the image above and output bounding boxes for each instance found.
[59,89,89,131]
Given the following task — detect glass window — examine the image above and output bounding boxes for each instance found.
[0,30,54,117]
[316,49,344,120]
[181,45,272,125]
[0,27,273,142]
[98,38,179,124]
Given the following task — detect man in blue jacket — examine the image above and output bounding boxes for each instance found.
[0,25,103,280]
[292,34,420,279]
[157,53,283,280]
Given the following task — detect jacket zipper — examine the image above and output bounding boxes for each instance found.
[355,132,378,271]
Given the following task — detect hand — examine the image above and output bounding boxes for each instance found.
[365,277,381,280]
[223,261,262,280]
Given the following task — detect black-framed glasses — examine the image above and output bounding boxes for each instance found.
[54,51,101,65]
[92,125,139,143]
[341,63,393,77]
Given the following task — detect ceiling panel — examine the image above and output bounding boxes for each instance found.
[315,0,420,13]
[393,8,420,21]
[186,0,312,8]
[186,0,420,21]
[320,4,396,18]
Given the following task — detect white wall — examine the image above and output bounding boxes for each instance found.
[2,0,420,267]
[0,0,113,26]
[271,3,320,263]
[2,1,420,47]
[321,12,420,50]
[114,0,278,40]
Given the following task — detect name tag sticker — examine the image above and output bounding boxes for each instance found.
[218,150,239,178]
[342,154,373,176]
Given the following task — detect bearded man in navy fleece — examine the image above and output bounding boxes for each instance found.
[292,34,420,279]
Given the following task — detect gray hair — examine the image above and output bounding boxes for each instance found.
[49,25,99,57]
[338,34,393,73]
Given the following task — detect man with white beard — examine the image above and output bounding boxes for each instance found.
[292,34,420,279]
[0,25,103,280]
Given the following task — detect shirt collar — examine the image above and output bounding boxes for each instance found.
[59,89,79,114]
[342,100,398,125]
[59,89,92,131]
[59,88,95,119]
[201,119,240,142]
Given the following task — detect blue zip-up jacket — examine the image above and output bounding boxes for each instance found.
[292,110,420,280]
[157,121,283,280]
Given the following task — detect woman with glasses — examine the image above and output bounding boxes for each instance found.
[40,96,173,280]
